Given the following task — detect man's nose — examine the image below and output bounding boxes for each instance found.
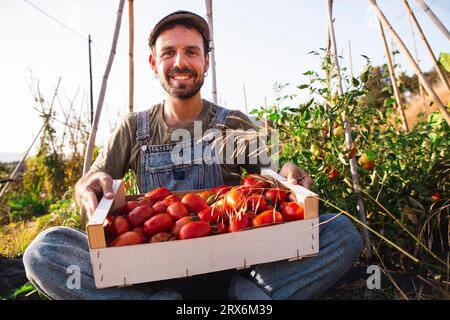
[173,52,187,68]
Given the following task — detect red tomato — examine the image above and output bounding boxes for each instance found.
[252,210,283,227]
[152,199,169,213]
[219,210,230,225]
[110,231,142,247]
[179,221,212,240]
[170,215,198,236]
[228,213,250,232]
[198,207,220,223]
[145,187,172,202]
[197,190,216,205]
[282,202,304,221]
[149,232,176,243]
[137,197,155,207]
[127,205,156,228]
[431,192,441,202]
[265,189,290,205]
[224,190,246,212]
[279,201,289,212]
[166,202,189,221]
[362,160,375,170]
[211,185,232,198]
[143,213,173,236]
[132,227,150,243]
[113,200,140,215]
[181,193,209,213]
[246,210,257,222]
[211,221,228,235]
[324,165,339,180]
[246,194,268,213]
[241,174,271,191]
[108,216,130,237]
[103,215,114,239]
[152,195,179,213]
[165,194,181,203]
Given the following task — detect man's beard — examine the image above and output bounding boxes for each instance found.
[160,67,205,99]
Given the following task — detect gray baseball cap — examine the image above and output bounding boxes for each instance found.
[148,10,211,48]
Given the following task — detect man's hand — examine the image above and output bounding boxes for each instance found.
[279,162,313,190]
[75,172,115,218]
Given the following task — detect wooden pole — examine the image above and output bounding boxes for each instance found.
[403,0,450,92]
[327,0,371,258]
[368,0,450,125]
[88,35,94,126]
[408,14,426,113]
[242,83,248,114]
[348,40,354,79]
[205,0,218,105]
[377,19,409,132]
[82,0,126,228]
[128,0,134,113]
[414,0,450,42]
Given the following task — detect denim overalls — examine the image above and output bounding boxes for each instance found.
[136,105,230,193]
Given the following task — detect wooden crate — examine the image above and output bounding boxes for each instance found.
[87,168,320,289]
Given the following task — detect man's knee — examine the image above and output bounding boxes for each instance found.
[320,214,363,261]
[23,226,75,279]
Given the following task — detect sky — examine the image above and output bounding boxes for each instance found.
[0,0,449,156]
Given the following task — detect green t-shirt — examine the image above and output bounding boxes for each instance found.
[90,99,266,189]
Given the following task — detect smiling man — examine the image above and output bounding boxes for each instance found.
[23,11,362,300]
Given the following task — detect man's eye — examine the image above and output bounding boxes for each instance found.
[187,50,198,56]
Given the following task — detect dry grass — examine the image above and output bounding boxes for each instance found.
[402,83,450,128]
[0,214,57,257]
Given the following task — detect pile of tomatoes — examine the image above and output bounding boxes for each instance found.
[104,174,305,247]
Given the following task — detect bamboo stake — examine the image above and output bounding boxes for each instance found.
[368,0,450,125]
[205,0,218,104]
[82,0,126,228]
[403,0,450,92]
[88,35,94,126]
[128,0,134,113]
[407,7,431,113]
[377,19,409,132]
[326,0,371,258]
[414,0,450,42]
[348,40,354,79]
[242,83,248,114]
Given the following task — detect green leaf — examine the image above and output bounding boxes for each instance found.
[383,97,396,107]
[366,150,376,161]
[3,282,37,300]
[351,77,360,87]
[297,84,309,89]
[438,52,450,72]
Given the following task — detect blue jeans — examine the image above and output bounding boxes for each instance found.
[23,214,362,300]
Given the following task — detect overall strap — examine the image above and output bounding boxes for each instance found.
[136,109,152,142]
[208,106,231,130]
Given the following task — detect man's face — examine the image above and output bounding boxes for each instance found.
[152,24,209,99]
